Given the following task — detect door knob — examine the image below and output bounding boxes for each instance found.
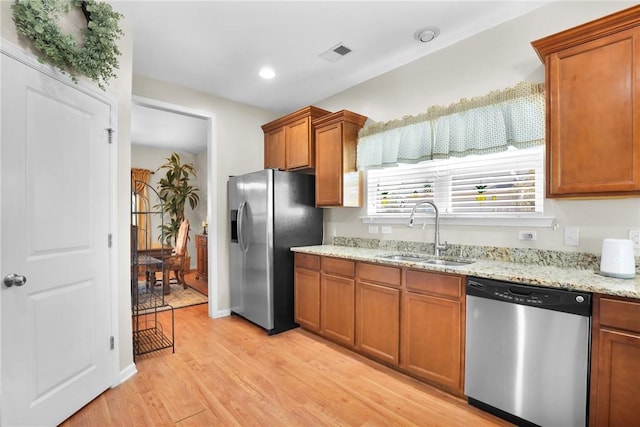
[3,273,27,288]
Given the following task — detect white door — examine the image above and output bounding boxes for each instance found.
[1,51,114,426]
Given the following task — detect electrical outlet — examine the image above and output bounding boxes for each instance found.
[629,229,640,248]
[564,226,579,246]
[368,225,379,234]
[381,226,392,234]
[518,230,537,241]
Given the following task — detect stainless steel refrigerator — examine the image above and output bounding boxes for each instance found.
[228,169,323,334]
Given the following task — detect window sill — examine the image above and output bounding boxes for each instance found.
[361,215,556,228]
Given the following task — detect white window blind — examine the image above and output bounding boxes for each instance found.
[369,169,437,214]
[367,146,544,217]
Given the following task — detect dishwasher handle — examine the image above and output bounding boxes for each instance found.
[508,287,533,296]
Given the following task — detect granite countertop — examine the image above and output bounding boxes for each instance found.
[291,244,640,299]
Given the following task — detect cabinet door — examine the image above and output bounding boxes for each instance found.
[264,127,286,170]
[294,267,321,332]
[321,274,355,347]
[356,281,400,365]
[285,117,312,169]
[400,292,463,393]
[591,328,640,426]
[547,27,640,196]
[315,122,343,206]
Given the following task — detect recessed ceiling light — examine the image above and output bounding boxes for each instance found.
[259,67,275,79]
[414,26,440,43]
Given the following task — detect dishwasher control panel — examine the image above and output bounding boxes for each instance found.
[467,277,592,316]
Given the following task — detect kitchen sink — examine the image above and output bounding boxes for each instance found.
[376,254,432,262]
[376,254,474,266]
[422,259,474,267]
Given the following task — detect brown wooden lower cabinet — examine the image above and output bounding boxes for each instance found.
[294,253,321,332]
[294,253,465,395]
[294,268,321,332]
[319,257,356,347]
[590,294,640,426]
[400,269,464,395]
[400,291,463,393]
[321,272,356,347]
[294,254,357,346]
[355,262,401,366]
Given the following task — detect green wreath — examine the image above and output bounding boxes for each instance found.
[12,0,124,90]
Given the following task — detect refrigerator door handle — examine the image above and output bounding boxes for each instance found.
[237,201,249,253]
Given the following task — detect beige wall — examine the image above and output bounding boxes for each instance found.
[1,0,136,379]
[132,75,275,317]
[315,1,640,255]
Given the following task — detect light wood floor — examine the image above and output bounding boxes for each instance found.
[62,305,511,426]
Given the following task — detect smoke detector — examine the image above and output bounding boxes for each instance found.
[319,43,352,62]
[414,27,440,43]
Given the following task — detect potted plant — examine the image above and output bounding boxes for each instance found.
[475,185,487,202]
[155,152,200,245]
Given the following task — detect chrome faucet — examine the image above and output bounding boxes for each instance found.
[407,201,449,257]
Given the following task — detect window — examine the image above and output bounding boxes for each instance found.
[366,146,544,218]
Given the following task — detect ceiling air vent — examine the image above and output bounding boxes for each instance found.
[319,43,352,62]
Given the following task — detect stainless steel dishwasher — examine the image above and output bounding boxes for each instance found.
[465,276,591,427]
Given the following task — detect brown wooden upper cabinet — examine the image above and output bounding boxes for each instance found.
[261,106,331,171]
[313,110,367,207]
[532,6,640,198]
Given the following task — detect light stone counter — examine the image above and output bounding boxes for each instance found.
[291,244,640,300]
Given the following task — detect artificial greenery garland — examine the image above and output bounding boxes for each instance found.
[12,0,124,90]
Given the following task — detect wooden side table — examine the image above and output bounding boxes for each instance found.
[195,234,208,280]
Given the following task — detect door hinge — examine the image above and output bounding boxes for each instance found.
[108,233,113,248]
[110,336,115,350]
[107,128,114,144]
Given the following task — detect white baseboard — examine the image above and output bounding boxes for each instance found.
[211,308,231,318]
[114,363,138,387]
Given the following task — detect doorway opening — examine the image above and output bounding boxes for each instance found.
[131,96,217,318]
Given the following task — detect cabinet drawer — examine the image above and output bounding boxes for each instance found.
[295,253,320,271]
[600,297,640,333]
[357,262,401,288]
[405,269,462,299]
[196,234,207,246]
[322,257,355,278]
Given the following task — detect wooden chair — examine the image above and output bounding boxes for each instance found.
[162,220,190,293]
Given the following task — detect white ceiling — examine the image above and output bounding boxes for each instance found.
[131,102,209,153]
[118,1,547,153]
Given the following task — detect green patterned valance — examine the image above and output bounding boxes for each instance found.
[357,82,545,169]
